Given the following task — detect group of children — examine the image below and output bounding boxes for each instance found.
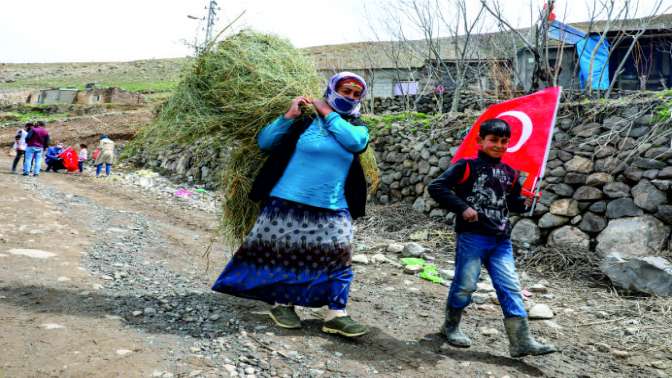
[11,121,114,177]
[43,142,89,174]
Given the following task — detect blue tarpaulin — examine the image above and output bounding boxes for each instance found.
[548,20,586,45]
[546,20,610,90]
[576,36,610,90]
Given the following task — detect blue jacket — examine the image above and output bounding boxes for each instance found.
[45,146,63,163]
[254,112,369,211]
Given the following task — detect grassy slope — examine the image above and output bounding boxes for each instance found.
[0,58,191,93]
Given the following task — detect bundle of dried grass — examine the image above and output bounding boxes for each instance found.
[130,30,379,243]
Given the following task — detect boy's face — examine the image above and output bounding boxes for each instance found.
[477,134,510,159]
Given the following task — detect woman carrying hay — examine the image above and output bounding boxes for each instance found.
[213,72,370,337]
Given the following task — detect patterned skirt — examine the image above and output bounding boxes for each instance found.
[212,198,354,309]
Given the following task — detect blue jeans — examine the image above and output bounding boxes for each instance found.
[96,163,111,176]
[23,147,43,175]
[448,232,527,318]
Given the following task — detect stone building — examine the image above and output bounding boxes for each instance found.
[26,86,144,105]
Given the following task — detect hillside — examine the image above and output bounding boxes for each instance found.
[0,58,190,93]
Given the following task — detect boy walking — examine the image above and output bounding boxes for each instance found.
[428,119,557,358]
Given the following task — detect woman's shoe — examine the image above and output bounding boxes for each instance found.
[268,306,301,329]
[322,316,368,337]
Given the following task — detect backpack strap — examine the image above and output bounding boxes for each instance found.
[511,170,519,191]
[457,160,471,185]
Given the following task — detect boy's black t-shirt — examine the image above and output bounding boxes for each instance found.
[428,151,528,237]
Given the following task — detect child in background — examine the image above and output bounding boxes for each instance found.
[428,119,557,358]
[11,123,29,173]
[78,143,88,173]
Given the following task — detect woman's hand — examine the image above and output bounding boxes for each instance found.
[284,96,310,120]
[462,207,478,222]
[311,98,334,117]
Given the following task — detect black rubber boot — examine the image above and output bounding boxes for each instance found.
[441,306,471,348]
[504,317,557,357]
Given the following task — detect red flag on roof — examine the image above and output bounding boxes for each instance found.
[451,87,562,197]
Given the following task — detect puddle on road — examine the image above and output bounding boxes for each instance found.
[7,249,57,259]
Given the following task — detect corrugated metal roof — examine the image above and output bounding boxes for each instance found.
[304,13,672,70]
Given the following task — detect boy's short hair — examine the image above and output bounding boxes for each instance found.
[80,143,87,148]
[479,119,511,138]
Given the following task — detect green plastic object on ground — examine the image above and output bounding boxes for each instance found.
[399,257,445,285]
[400,257,425,266]
[195,188,207,194]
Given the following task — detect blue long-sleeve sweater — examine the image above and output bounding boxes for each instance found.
[258,112,369,210]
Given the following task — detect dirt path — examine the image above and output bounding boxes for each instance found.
[0,156,670,378]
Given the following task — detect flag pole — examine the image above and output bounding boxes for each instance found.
[528,87,562,217]
[528,179,542,217]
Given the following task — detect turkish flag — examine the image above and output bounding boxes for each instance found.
[58,147,79,172]
[451,87,562,197]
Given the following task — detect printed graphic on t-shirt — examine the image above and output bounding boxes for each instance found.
[465,166,512,231]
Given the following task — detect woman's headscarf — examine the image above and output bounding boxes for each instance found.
[324,72,368,117]
[100,134,109,140]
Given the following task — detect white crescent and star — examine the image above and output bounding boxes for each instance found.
[496,110,533,153]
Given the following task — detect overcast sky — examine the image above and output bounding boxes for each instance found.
[1,0,670,63]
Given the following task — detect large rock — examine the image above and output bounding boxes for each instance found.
[657,166,672,179]
[547,226,590,249]
[631,180,667,213]
[624,167,643,182]
[565,156,593,173]
[528,303,555,319]
[596,216,670,257]
[652,179,672,191]
[573,186,603,201]
[511,219,541,245]
[600,254,672,296]
[412,197,426,213]
[538,213,570,229]
[578,212,607,233]
[586,172,614,187]
[632,157,666,170]
[655,205,672,224]
[571,122,601,137]
[564,173,587,185]
[548,183,574,197]
[402,242,427,257]
[589,201,607,214]
[606,198,644,219]
[438,156,451,170]
[549,199,580,217]
[603,182,631,198]
[603,116,628,130]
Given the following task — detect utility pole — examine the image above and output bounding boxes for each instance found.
[204,0,218,45]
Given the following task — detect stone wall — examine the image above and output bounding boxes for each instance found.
[129,96,672,257]
[366,90,502,114]
[126,141,229,190]
[371,99,672,256]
